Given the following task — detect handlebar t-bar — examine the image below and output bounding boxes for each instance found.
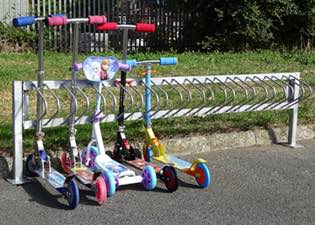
[72,62,130,72]
[96,22,155,33]
[12,14,67,27]
[126,57,178,67]
[96,22,118,31]
[47,15,107,26]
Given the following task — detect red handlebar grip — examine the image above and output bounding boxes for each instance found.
[96,22,118,31]
[135,23,155,33]
[88,15,107,24]
[47,16,68,26]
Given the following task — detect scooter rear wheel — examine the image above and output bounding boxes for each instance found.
[81,147,98,169]
[195,163,211,189]
[162,166,178,192]
[142,165,157,190]
[25,154,39,177]
[64,178,80,209]
[60,151,72,174]
[143,144,152,162]
[95,176,107,205]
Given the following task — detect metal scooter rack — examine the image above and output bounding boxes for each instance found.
[10,72,312,184]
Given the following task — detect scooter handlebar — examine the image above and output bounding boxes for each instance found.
[126,60,138,68]
[88,16,107,24]
[126,57,178,67]
[47,15,68,26]
[96,22,118,31]
[135,23,155,33]
[118,63,131,72]
[12,16,36,27]
[160,57,177,65]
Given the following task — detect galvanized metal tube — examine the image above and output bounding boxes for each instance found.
[36,21,45,136]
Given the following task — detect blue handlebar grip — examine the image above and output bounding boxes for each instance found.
[12,16,36,27]
[160,57,177,65]
[126,59,137,68]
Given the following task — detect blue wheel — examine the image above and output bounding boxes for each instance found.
[64,178,79,209]
[195,163,211,189]
[102,170,116,197]
[142,165,157,190]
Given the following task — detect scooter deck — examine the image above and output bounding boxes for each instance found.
[95,154,135,177]
[153,154,192,171]
[35,168,66,189]
[71,167,95,185]
[124,159,161,173]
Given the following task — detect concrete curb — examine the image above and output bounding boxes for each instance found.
[1,124,315,178]
[160,124,315,155]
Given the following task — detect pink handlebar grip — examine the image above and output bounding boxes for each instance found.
[47,16,68,26]
[135,23,155,33]
[96,22,118,31]
[88,16,107,24]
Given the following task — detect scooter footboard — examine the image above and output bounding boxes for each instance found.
[117,175,142,186]
[46,169,66,189]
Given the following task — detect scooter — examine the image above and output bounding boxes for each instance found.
[55,15,114,205]
[94,22,175,189]
[76,55,157,193]
[140,58,212,189]
[13,15,79,209]
[112,57,180,192]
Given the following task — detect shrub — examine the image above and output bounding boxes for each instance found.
[0,22,36,52]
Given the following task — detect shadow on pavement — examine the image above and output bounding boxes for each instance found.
[22,179,70,210]
[178,178,200,189]
[117,182,169,193]
[0,156,10,179]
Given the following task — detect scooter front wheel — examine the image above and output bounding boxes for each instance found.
[102,170,116,197]
[64,178,80,209]
[142,165,157,190]
[162,166,178,192]
[95,176,107,205]
[194,163,211,189]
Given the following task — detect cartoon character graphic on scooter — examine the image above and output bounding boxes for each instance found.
[100,59,109,80]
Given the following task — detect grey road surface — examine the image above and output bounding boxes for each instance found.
[0,139,314,225]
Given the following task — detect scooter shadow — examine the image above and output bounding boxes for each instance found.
[22,179,70,210]
[78,188,102,206]
[117,182,169,193]
[177,178,200,189]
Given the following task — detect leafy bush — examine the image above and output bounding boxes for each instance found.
[180,0,315,51]
[0,22,36,52]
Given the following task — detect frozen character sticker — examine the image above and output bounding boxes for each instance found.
[91,61,101,81]
[83,56,120,82]
[100,59,109,80]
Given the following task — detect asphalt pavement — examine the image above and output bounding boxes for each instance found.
[0,139,314,225]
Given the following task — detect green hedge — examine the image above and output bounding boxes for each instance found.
[180,0,315,51]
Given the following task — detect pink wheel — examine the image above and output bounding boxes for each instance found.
[95,176,107,205]
[61,151,72,174]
